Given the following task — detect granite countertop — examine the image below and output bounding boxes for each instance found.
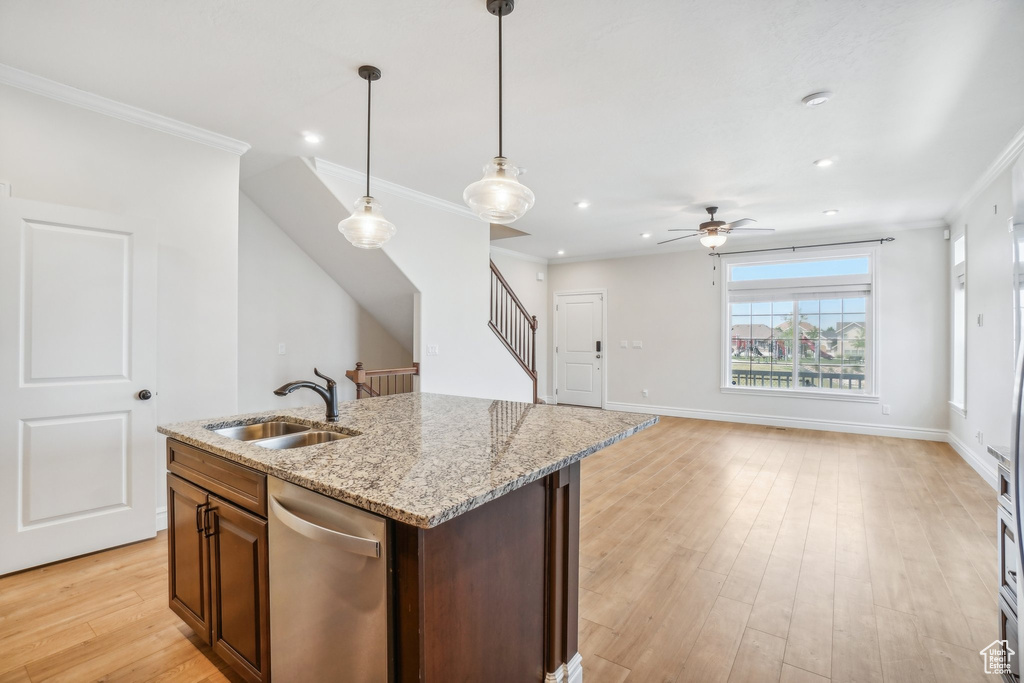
[989,444,1011,468]
[158,392,657,528]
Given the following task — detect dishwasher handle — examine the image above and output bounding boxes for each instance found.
[270,496,381,558]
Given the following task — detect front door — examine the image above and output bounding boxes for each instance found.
[0,198,157,575]
[556,292,603,408]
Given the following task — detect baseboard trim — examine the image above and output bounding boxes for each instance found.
[605,401,948,442]
[155,506,167,532]
[566,653,583,683]
[946,431,998,489]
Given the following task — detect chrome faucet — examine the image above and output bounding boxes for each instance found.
[274,368,340,422]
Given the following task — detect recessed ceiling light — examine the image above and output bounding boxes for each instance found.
[823,209,839,215]
[641,232,652,238]
[802,91,832,107]
[556,249,565,256]
[303,132,322,144]
[813,158,834,167]
[575,200,590,209]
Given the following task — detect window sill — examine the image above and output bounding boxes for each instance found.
[948,401,967,418]
[720,386,880,404]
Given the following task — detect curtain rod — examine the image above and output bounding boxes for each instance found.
[709,236,894,257]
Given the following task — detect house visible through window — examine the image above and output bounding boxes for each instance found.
[723,251,876,397]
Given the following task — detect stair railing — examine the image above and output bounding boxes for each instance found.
[345,361,419,399]
[489,260,539,403]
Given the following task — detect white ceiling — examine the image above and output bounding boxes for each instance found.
[2,0,1023,261]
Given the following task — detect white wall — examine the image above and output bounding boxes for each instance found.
[238,193,411,412]
[315,170,532,402]
[489,248,550,400]
[548,226,949,438]
[0,83,241,511]
[946,159,1019,475]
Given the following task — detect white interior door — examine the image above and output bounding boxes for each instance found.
[556,292,603,408]
[0,198,157,575]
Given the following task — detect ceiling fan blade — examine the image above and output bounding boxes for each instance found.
[725,218,757,229]
[667,228,700,232]
[727,227,776,233]
[657,233,702,245]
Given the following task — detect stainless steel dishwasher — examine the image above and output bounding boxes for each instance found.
[268,477,390,682]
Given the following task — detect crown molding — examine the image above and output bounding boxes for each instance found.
[312,157,476,221]
[489,245,549,265]
[0,63,250,156]
[946,122,1024,224]
[548,219,948,265]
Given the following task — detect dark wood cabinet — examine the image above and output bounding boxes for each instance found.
[167,473,210,641]
[166,440,270,683]
[208,496,270,682]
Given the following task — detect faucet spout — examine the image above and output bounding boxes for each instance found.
[273,368,340,422]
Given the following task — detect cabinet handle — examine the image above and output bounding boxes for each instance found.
[195,502,209,533]
[270,497,380,558]
[203,505,215,538]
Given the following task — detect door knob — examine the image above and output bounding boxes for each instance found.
[137,389,153,401]
[596,354,601,358]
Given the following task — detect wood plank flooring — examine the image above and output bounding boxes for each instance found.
[0,417,998,682]
[579,418,998,683]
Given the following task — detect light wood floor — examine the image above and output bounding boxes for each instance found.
[0,418,998,682]
[578,417,998,683]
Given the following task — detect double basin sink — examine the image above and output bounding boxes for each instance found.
[210,419,353,450]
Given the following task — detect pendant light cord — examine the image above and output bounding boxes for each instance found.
[365,75,372,198]
[498,9,503,158]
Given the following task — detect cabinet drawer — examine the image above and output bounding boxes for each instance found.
[1000,464,1013,514]
[167,439,267,517]
[999,594,1020,680]
[1000,506,1019,615]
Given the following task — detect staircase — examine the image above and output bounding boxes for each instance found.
[345,361,419,399]
[489,260,540,404]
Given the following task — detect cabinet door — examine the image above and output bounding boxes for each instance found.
[167,474,210,643]
[208,495,270,683]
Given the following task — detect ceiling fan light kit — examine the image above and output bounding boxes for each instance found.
[463,0,535,224]
[658,206,774,249]
[338,65,397,249]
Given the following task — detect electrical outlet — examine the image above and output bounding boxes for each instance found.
[977,313,984,327]
[976,430,984,444]
[277,342,286,355]
[882,404,890,415]
[427,344,439,356]
[632,340,643,349]
[620,340,628,349]
[642,389,649,398]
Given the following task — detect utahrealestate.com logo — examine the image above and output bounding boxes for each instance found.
[981,639,1015,675]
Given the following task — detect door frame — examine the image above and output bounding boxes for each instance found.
[551,289,608,409]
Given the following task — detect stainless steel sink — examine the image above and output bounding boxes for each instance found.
[212,421,310,441]
[255,431,351,450]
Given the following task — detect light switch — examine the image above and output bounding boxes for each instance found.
[620,340,628,349]
[427,344,440,356]
[536,272,545,281]
[632,340,643,349]
[278,343,286,355]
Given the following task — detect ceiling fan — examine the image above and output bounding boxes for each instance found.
[658,206,774,249]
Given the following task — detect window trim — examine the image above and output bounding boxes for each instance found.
[949,230,967,413]
[719,245,880,402]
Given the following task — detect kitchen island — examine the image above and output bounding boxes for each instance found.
[158,392,657,683]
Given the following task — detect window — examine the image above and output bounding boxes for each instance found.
[951,233,966,411]
[722,250,876,399]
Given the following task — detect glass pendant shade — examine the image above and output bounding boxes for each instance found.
[338,196,396,249]
[700,231,728,249]
[463,156,535,223]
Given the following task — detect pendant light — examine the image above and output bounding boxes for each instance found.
[463,0,535,224]
[339,65,396,249]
